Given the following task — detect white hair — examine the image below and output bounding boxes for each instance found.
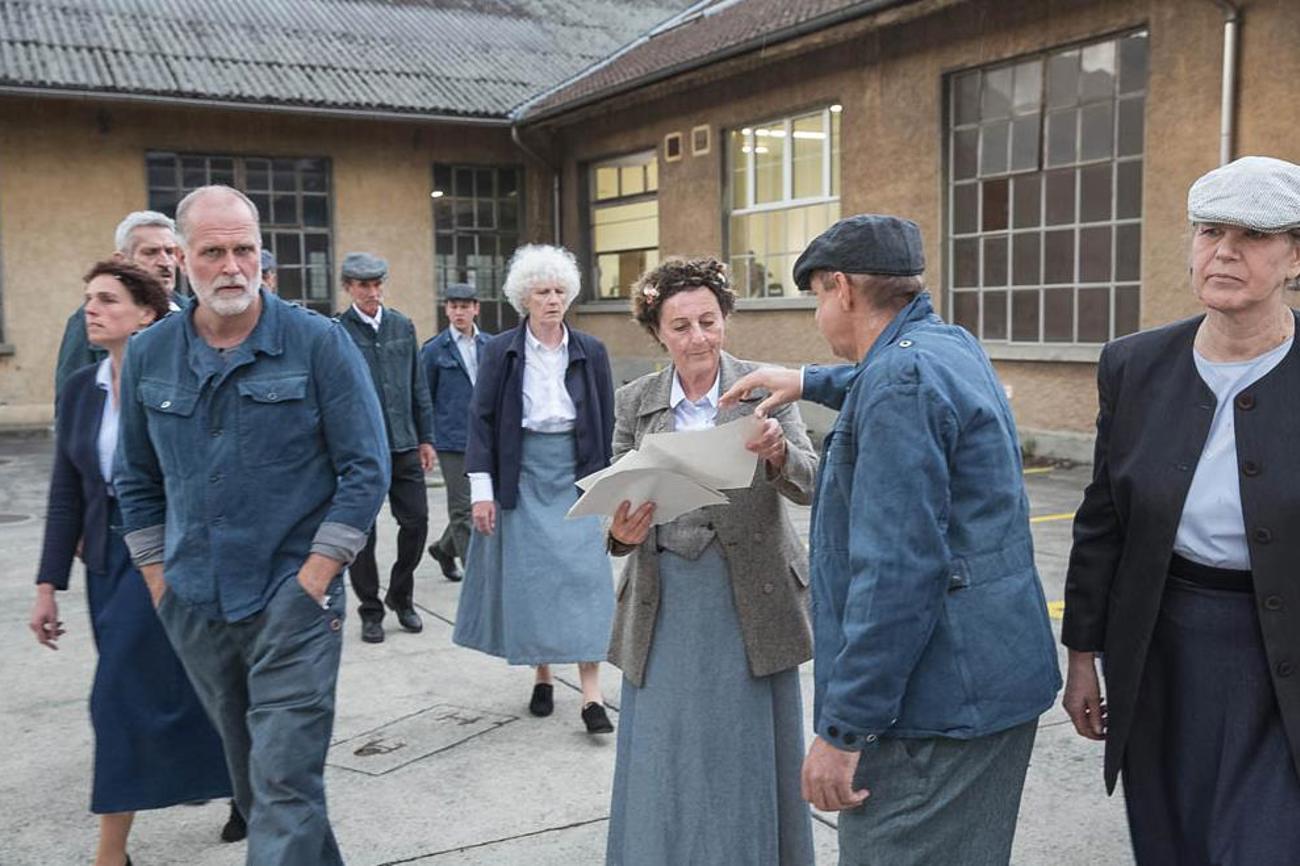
[114,210,176,254]
[502,244,582,314]
[175,185,260,246]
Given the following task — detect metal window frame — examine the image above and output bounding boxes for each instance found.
[584,149,660,301]
[432,163,525,311]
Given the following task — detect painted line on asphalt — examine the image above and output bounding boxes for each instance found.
[1047,600,1065,620]
[1022,467,1054,475]
[1030,511,1075,524]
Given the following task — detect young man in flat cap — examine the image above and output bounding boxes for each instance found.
[419,282,489,582]
[260,249,278,294]
[722,214,1060,865]
[337,252,436,643]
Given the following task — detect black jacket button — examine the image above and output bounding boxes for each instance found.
[1254,527,1273,544]
[1278,661,1294,678]
[1242,460,1260,476]
[828,725,840,738]
[1236,393,1256,410]
[843,733,857,745]
[1265,595,1283,611]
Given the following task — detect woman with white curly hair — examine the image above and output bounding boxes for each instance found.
[452,244,618,734]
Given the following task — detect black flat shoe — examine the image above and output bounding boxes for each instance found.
[220,799,247,843]
[392,606,423,633]
[360,619,385,643]
[428,545,464,582]
[124,857,133,866]
[529,682,554,717]
[582,702,614,734]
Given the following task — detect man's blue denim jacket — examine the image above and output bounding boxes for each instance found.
[420,326,490,453]
[115,290,391,623]
[804,293,1060,751]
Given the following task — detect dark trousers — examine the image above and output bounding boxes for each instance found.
[157,575,346,866]
[431,449,471,562]
[350,448,428,619]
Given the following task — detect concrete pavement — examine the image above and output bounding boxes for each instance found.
[0,434,1132,864]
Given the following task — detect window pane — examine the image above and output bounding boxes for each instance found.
[1044,169,1075,225]
[980,121,1010,176]
[149,188,179,218]
[955,72,981,125]
[595,166,619,200]
[793,113,826,199]
[299,159,328,192]
[1116,284,1140,335]
[210,158,235,186]
[433,164,453,193]
[1044,229,1075,283]
[249,193,271,222]
[1013,61,1042,114]
[731,130,751,210]
[954,128,979,180]
[1117,96,1145,157]
[981,67,1013,119]
[181,156,207,189]
[272,232,301,265]
[499,198,518,232]
[953,183,979,234]
[1047,50,1080,109]
[1117,161,1143,218]
[1080,102,1114,161]
[983,289,1008,340]
[147,154,177,189]
[1044,287,1074,342]
[246,159,270,191]
[477,200,494,229]
[273,160,296,192]
[982,179,1009,231]
[1080,163,1113,223]
[454,168,474,198]
[1079,225,1112,282]
[983,235,1008,286]
[272,194,297,226]
[830,110,841,196]
[500,169,519,198]
[1011,114,1040,171]
[753,122,785,204]
[455,198,474,228]
[1080,41,1116,102]
[1078,287,1111,342]
[1116,223,1141,281]
[475,169,493,199]
[1046,109,1077,166]
[1119,34,1149,95]
[1013,175,1042,227]
[953,238,979,288]
[1013,232,1041,285]
[593,200,659,252]
[620,165,646,197]
[434,201,452,232]
[1012,289,1040,341]
[952,291,979,333]
[302,195,328,228]
[276,268,302,302]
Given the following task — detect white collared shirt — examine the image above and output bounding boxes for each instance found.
[94,358,119,485]
[454,325,480,384]
[352,303,383,332]
[469,324,577,504]
[670,371,721,431]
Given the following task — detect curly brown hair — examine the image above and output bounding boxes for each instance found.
[630,257,736,336]
[83,259,171,321]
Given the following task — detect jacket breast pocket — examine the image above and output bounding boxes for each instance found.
[140,380,201,476]
[235,374,319,467]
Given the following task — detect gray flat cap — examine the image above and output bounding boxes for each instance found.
[793,214,925,291]
[444,282,478,301]
[1188,156,1300,232]
[341,252,388,281]
[260,249,277,271]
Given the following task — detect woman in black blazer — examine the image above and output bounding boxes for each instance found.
[1062,157,1300,865]
[29,261,233,866]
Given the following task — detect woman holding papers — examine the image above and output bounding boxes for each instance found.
[453,244,618,735]
[604,257,817,866]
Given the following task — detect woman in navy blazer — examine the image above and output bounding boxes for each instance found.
[453,244,618,734]
[29,261,233,866]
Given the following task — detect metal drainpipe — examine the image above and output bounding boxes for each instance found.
[1210,0,1241,165]
[511,123,562,244]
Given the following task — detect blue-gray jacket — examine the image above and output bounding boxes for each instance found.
[420,326,490,452]
[336,305,435,454]
[114,290,391,623]
[804,293,1060,751]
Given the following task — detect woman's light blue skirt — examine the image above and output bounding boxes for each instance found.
[453,431,614,665]
[606,542,815,865]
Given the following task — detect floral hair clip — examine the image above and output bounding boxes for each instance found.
[641,285,660,303]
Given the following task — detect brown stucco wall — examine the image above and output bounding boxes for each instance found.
[0,95,545,426]
[557,0,1300,444]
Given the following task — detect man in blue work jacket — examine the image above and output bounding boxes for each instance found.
[722,214,1060,865]
[419,282,489,583]
[114,185,390,865]
[336,252,436,643]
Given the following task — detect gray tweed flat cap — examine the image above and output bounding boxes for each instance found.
[443,282,478,301]
[793,214,925,291]
[341,252,388,280]
[1188,156,1300,232]
[260,249,277,271]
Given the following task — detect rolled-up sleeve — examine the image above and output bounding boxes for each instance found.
[113,338,167,568]
[309,324,391,563]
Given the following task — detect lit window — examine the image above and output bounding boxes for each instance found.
[588,150,659,300]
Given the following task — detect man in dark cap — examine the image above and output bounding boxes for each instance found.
[722,214,1060,865]
[337,252,436,643]
[260,249,278,294]
[419,282,488,582]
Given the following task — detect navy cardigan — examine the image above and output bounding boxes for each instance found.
[465,321,614,510]
[37,363,115,587]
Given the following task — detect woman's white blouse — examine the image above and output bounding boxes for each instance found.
[670,371,721,431]
[95,358,119,486]
[1173,336,1293,569]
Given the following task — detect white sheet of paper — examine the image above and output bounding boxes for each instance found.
[636,414,761,491]
[566,468,729,525]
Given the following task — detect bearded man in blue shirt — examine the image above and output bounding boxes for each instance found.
[115,185,389,865]
[722,214,1060,866]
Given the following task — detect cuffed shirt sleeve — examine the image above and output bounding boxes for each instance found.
[469,472,494,504]
[310,520,370,565]
[124,525,166,568]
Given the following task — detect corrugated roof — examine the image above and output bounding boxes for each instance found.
[0,0,695,118]
[516,0,926,121]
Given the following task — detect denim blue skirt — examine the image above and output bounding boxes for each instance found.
[453,431,614,665]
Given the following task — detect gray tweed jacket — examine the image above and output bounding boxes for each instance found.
[607,352,816,687]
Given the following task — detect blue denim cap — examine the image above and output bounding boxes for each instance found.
[341,252,388,281]
[1188,156,1300,232]
[260,249,277,271]
[793,214,925,291]
[443,282,478,301]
